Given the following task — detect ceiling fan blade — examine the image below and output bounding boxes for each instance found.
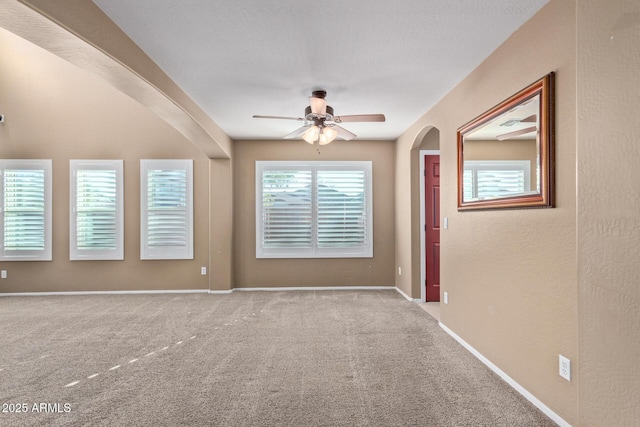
[309,97,326,115]
[283,125,310,139]
[332,125,357,141]
[496,126,537,141]
[334,114,386,123]
[253,115,305,121]
[521,114,537,123]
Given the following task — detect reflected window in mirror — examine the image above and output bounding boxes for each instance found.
[463,160,531,201]
[457,72,554,210]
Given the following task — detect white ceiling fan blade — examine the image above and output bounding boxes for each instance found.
[284,125,310,139]
[309,97,326,115]
[253,115,305,121]
[334,114,385,123]
[332,125,357,141]
[496,126,537,141]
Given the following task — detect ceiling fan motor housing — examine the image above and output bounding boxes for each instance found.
[305,105,333,121]
[311,90,327,99]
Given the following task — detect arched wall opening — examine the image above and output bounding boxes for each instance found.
[410,126,440,300]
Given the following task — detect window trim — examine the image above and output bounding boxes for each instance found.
[140,159,194,260]
[70,160,124,261]
[0,159,52,261]
[256,160,373,259]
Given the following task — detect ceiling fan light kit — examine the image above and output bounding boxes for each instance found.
[302,125,337,145]
[253,90,385,151]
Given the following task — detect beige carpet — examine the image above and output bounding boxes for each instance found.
[0,290,555,426]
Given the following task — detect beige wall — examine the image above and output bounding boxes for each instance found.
[0,27,211,292]
[463,139,537,162]
[577,0,640,425]
[233,140,395,288]
[396,0,578,423]
[209,158,234,291]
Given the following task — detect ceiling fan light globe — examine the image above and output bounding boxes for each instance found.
[322,127,338,144]
[302,125,319,144]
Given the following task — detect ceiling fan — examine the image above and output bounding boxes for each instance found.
[496,114,538,141]
[252,90,385,149]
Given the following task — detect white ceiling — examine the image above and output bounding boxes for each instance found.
[91,0,549,141]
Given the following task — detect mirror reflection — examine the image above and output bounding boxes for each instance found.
[462,95,540,202]
[457,73,554,210]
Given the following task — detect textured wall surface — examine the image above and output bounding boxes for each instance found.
[577,0,640,424]
[395,0,578,423]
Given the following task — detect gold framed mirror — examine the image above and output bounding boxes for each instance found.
[457,72,555,210]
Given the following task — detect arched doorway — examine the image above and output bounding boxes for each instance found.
[411,127,440,302]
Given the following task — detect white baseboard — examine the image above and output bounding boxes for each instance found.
[0,289,209,297]
[1,287,411,298]
[394,286,421,302]
[230,286,395,292]
[0,286,399,297]
[439,322,571,427]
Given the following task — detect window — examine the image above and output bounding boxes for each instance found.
[256,161,373,258]
[140,160,193,260]
[0,159,52,261]
[463,160,531,202]
[70,160,123,260]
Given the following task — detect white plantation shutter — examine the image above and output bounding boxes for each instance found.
[141,160,193,260]
[3,170,45,250]
[463,160,531,201]
[70,160,123,260]
[0,160,52,261]
[316,170,367,249]
[256,161,372,258]
[261,170,312,249]
[147,170,188,247]
[463,169,474,202]
[476,169,526,199]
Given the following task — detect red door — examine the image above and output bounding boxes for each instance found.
[425,155,440,302]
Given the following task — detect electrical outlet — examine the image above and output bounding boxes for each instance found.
[443,291,448,304]
[559,355,571,381]
[398,267,402,276]
[1,270,6,279]
[200,267,207,276]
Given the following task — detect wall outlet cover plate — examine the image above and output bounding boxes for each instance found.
[559,355,571,381]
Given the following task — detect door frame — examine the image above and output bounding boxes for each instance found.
[419,150,440,302]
